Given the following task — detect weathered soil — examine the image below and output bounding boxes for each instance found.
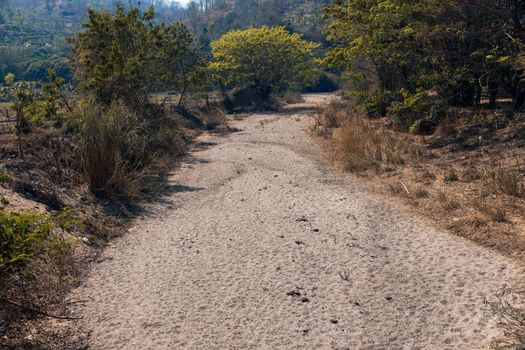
[70,94,523,349]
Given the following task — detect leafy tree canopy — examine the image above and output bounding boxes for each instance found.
[210,26,319,101]
[69,4,201,108]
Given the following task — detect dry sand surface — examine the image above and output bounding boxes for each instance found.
[72,94,523,349]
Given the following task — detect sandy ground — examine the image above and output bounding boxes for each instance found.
[72,94,523,349]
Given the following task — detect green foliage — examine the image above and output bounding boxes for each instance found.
[70,4,200,108]
[361,90,401,118]
[0,173,13,186]
[0,209,82,273]
[210,26,319,102]
[387,89,431,128]
[0,211,53,271]
[324,0,525,121]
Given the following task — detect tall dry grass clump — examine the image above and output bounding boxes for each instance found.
[76,99,183,197]
[313,100,349,136]
[481,162,525,197]
[76,101,144,197]
[339,119,418,170]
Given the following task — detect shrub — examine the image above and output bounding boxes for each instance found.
[0,211,53,271]
[444,168,459,182]
[201,107,226,128]
[481,164,525,197]
[76,101,145,196]
[362,90,400,118]
[338,117,419,171]
[387,89,432,129]
[76,99,183,197]
[0,172,13,186]
[473,197,508,223]
[313,100,349,135]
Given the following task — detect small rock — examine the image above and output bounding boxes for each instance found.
[301,297,310,303]
[311,228,319,233]
[353,301,361,306]
[296,217,308,222]
[82,237,90,245]
[330,320,339,324]
[287,290,301,297]
[295,240,304,245]
[302,329,309,335]
[385,296,393,301]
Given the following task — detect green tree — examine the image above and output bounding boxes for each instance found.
[210,26,319,103]
[70,4,200,109]
[0,73,38,158]
[324,0,524,121]
[69,5,156,108]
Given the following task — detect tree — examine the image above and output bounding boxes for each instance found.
[69,5,156,108]
[0,74,37,158]
[0,0,10,24]
[70,4,200,109]
[210,26,319,103]
[323,0,524,121]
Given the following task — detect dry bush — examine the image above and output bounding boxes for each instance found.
[76,101,144,197]
[486,288,525,349]
[462,166,481,182]
[415,168,437,184]
[313,100,349,136]
[481,163,525,197]
[444,168,459,182]
[281,92,305,104]
[415,187,430,198]
[76,99,183,198]
[473,196,509,223]
[201,107,227,128]
[436,190,461,211]
[338,117,420,171]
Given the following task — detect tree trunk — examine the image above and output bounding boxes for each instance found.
[260,86,272,105]
[488,80,498,109]
[15,109,23,159]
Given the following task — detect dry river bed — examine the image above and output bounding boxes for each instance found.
[70,94,523,350]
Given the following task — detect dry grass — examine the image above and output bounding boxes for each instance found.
[201,107,227,128]
[338,119,419,170]
[312,100,349,136]
[313,102,525,260]
[481,163,525,197]
[486,288,525,349]
[281,92,305,104]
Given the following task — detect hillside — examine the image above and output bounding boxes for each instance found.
[0,0,329,81]
[0,0,185,81]
[185,0,330,44]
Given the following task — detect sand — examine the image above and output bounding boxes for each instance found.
[72,94,523,349]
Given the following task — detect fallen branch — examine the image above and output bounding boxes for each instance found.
[398,181,410,195]
[0,297,82,320]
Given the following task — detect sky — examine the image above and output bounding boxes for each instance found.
[168,0,190,5]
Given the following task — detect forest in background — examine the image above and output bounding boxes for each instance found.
[0,0,330,82]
